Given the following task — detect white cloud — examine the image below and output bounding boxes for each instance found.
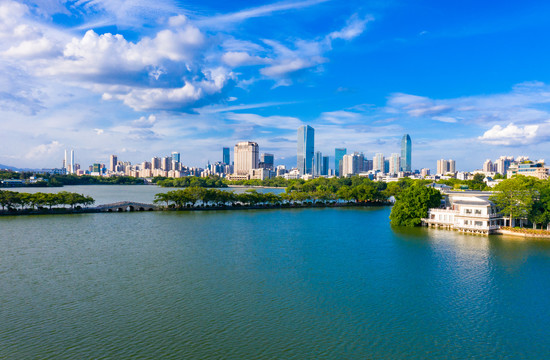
[478,123,540,145]
[197,0,330,27]
[328,14,373,41]
[131,115,157,128]
[109,68,235,111]
[320,110,362,124]
[222,51,271,67]
[432,116,457,123]
[25,140,63,159]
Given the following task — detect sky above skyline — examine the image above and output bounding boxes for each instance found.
[2,0,550,172]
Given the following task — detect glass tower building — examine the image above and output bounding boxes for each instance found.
[222,147,230,165]
[297,125,315,175]
[335,148,346,177]
[400,134,412,172]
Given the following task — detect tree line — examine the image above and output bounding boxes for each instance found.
[155,175,227,188]
[490,175,550,229]
[154,176,402,208]
[0,190,95,211]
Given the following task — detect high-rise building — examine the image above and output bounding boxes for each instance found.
[482,159,493,172]
[297,125,314,175]
[373,153,385,173]
[110,155,117,172]
[322,156,329,176]
[437,159,456,175]
[63,150,67,172]
[421,168,430,177]
[448,159,456,173]
[389,153,401,175]
[400,134,412,172]
[152,157,161,170]
[222,147,230,165]
[494,156,514,174]
[234,141,259,175]
[335,148,346,177]
[437,159,448,175]
[161,156,172,171]
[314,151,323,176]
[171,152,180,163]
[70,149,75,174]
[342,152,365,176]
[260,153,274,170]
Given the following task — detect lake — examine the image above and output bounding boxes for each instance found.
[8,184,285,205]
[1,186,550,358]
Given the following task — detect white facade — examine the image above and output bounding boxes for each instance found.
[234,141,259,175]
[423,191,504,235]
[389,153,400,175]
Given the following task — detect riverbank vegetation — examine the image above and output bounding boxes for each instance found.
[389,184,442,227]
[154,175,226,188]
[154,176,402,208]
[490,176,550,229]
[0,190,94,211]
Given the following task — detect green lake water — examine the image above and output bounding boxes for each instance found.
[1,186,550,359]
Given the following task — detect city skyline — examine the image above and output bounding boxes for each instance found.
[1,1,550,170]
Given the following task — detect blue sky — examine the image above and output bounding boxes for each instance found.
[1,0,550,171]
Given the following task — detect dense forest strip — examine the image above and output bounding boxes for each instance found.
[0,190,94,211]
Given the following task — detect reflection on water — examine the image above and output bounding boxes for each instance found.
[1,199,550,359]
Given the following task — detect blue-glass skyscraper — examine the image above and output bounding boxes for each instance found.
[335,148,346,177]
[400,134,412,172]
[171,152,180,163]
[297,125,314,175]
[222,147,230,165]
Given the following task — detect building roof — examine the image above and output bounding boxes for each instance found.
[451,199,494,206]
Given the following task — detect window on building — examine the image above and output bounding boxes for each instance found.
[475,221,483,227]
[475,209,482,215]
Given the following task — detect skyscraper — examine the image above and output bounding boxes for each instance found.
[222,147,230,165]
[400,134,412,172]
[314,151,323,176]
[342,152,365,176]
[234,141,259,175]
[70,149,75,174]
[297,125,314,175]
[335,148,346,177]
[260,153,274,170]
[373,153,385,173]
[389,153,401,175]
[437,159,456,174]
[110,155,117,172]
[482,159,493,172]
[171,152,180,163]
[322,156,329,176]
[152,157,161,170]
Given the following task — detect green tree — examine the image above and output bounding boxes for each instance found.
[490,176,538,227]
[389,184,442,227]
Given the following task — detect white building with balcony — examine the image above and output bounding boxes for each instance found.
[422,191,504,235]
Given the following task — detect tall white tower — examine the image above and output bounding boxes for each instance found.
[64,150,68,173]
[70,149,75,174]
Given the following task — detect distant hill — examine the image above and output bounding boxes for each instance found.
[0,164,18,171]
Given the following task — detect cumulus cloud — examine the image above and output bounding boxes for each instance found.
[25,140,63,159]
[108,68,235,111]
[478,123,540,145]
[131,115,157,128]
